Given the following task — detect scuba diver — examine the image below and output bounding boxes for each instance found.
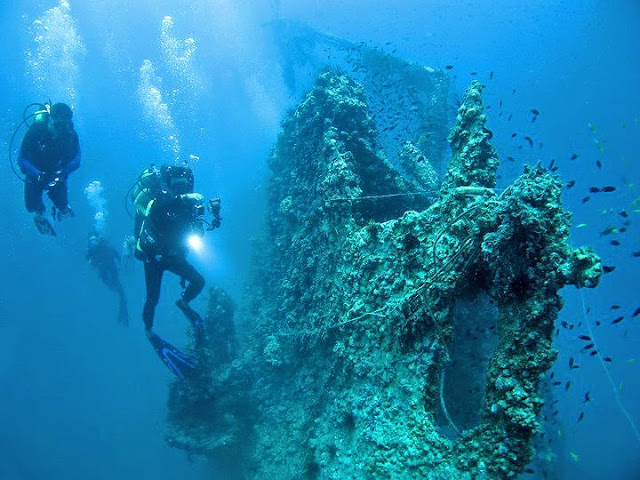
[133,163,221,378]
[17,102,80,235]
[86,233,129,326]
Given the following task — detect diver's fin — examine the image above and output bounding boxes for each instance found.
[176,299,205,344]
[147,331,196,379]
[34,215,56,236]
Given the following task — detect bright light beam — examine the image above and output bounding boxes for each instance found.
[187,234,204,253]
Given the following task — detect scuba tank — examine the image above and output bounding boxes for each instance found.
[123,165,162,261]
[8,102,51,183]
[130,166,162,217]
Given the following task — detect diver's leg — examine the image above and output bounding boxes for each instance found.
[167,257,205,303]
[26,180,56,235]
[48,181,73,219]
[167,257,205,341]
[142,260,164,331]
[117,283,129,326]
[100,267,120,292]
[103,266,128,325]
[25,179,45,214]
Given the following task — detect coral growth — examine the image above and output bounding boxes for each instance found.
[167,73,600,479]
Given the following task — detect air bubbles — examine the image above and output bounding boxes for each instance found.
[85,180,108,234]
[26,1,86,106]
[137,59,180,161]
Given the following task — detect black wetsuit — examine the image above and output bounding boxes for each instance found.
[139,192,205,330]
[87,237,129,325]
[18,122,80,213]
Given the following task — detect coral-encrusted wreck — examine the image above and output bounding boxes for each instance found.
[166,72,601,479]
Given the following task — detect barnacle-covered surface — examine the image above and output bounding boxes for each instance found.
[167,73,601,479]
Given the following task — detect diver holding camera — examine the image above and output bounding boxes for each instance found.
[131,163,221,378]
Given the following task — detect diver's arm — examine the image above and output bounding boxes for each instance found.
[59,133,81,177]
[180,193,204,205]
[18,128,42,179]
[18,155,41,179]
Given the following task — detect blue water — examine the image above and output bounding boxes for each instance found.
[1,1,638,479]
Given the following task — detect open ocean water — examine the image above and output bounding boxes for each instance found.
[0,1,638,479]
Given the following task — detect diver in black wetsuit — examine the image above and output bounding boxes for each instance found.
[135,164,220,378]
[86,233,129,326]
[18,102,80,235]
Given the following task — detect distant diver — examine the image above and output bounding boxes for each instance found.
[16,102,80,235]
[86,233,129,326]
[132,163,221,378]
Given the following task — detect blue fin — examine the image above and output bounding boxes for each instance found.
[147,332,196,379]
[34,215,56,236]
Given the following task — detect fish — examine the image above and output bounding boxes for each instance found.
[604,357,612,362]
[511,132,517,138]
[552,381,562,386]
[590,350,598,356]
[611,305,621,310]
[595,321,601,326]
[582,343,595,350]
[579,335,591,341]
[602,265,616,273]
[599,226,617,236]
[583,391,591,403]
[445,65,454,70]
[524,136,533,148]
[507,156,515,162]
[561,321,569,328]
[576,223,588,228]
[577,412,584,422]
[530,108,540,115]
[589,187,601,193]
[610,240,621,246]
[508,114,513,121]
[566,180,576,188]
[549,159,555,170]
[499,100,503,108]
[619,210,629,218]
[632,307,640,318]
[582,196,590,203]
[569,357,578,369]
[601,186,616,193]
[612,316,624,324]
[489,71,494,79]
[565,380,571,391]
[570,153,579,160]
[570,452,580,462]
[633,251,640,257]
[470,71,478,75]
[597,160,602,168]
